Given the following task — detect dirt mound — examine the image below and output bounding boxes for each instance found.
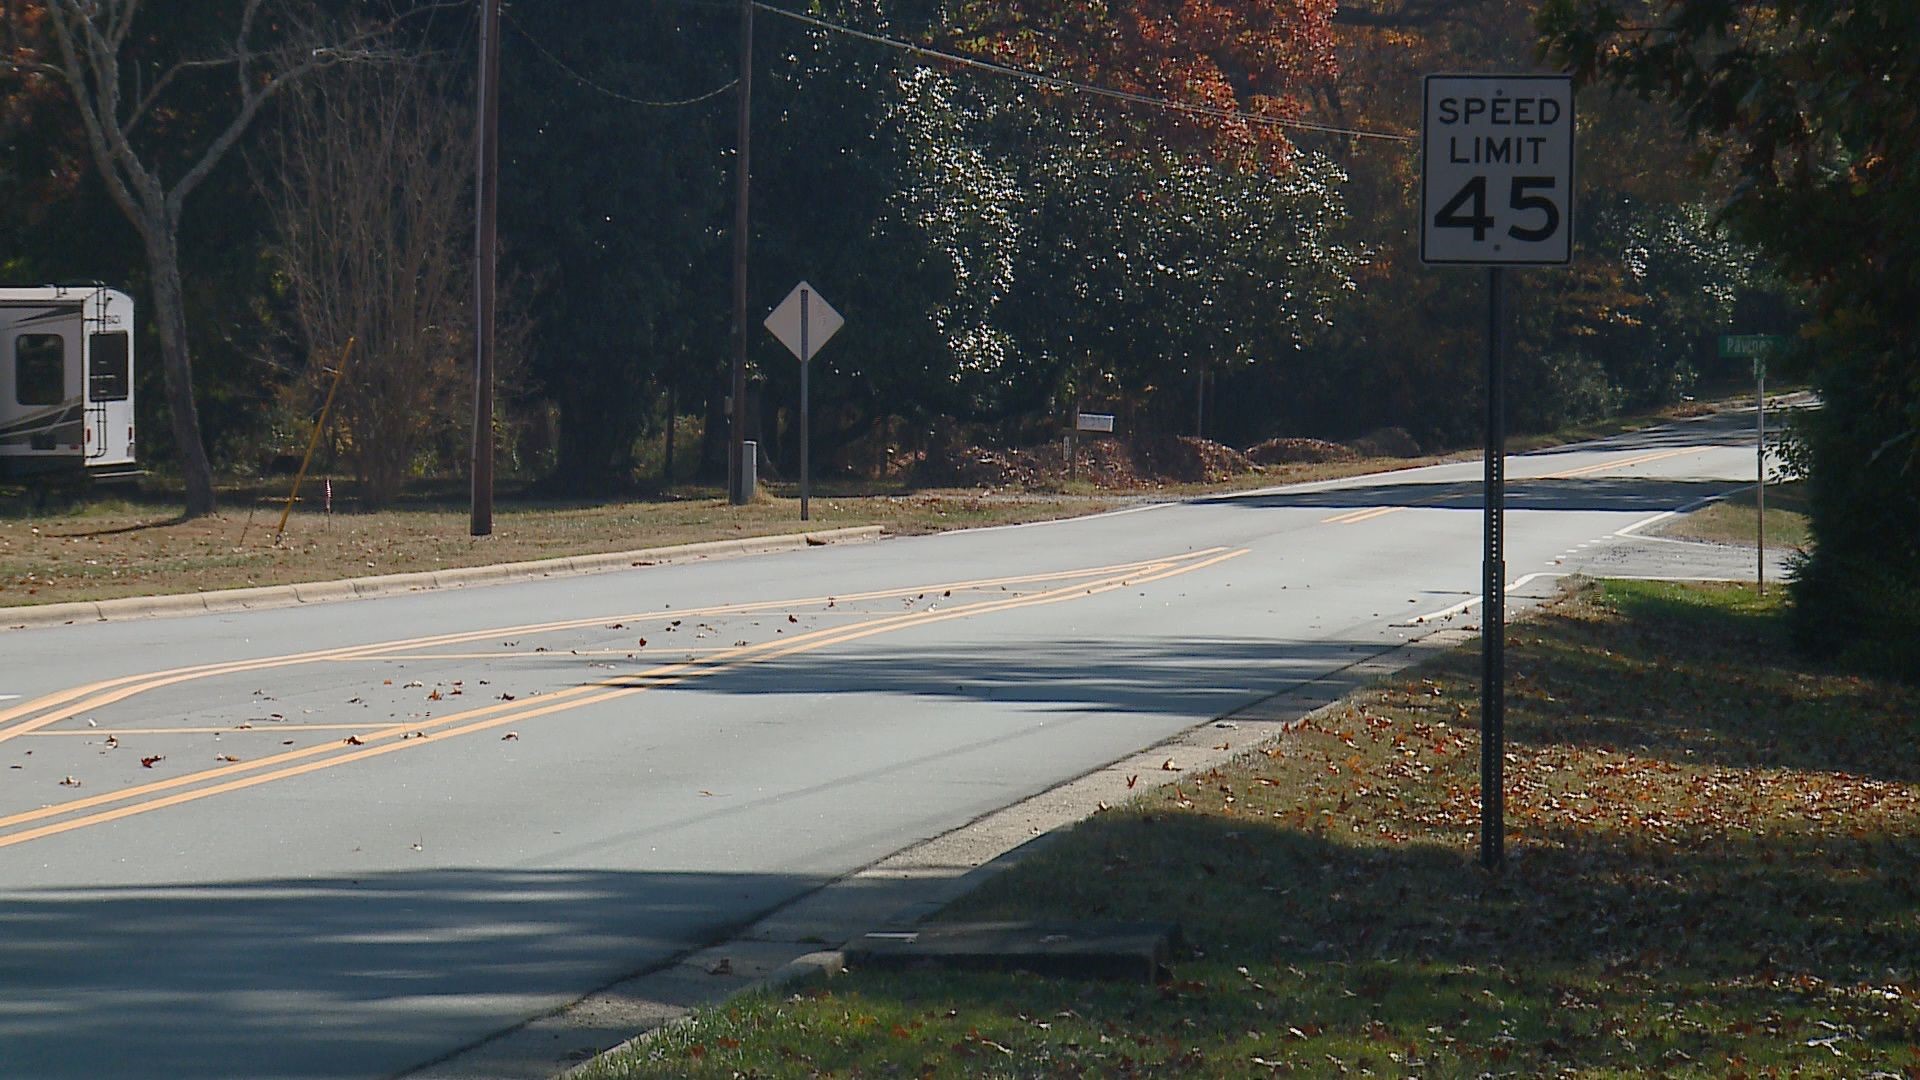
[1349,427,1423,458]
[1128,435,1254,484]
[916,443,1042,488]
[916,431,1254,490]
[1246,437,1359,465]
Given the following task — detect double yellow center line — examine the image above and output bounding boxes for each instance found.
[0,548,1245,850]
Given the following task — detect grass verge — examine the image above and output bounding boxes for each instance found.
[582,580,1920,1078]
[0,488,1129,607]
[1653,480,1812,550]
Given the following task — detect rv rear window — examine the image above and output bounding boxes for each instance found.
[89,332,130,401]
[15,334,65,406]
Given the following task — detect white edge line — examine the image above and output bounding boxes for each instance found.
[1411,568,1767,625]
[1409,571,1566,624]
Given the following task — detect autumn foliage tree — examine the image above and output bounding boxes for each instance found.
[945,0,1340,167]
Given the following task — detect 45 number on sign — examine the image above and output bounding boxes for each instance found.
[1432,175,1561,244]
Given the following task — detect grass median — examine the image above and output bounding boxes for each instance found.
[583,580,1920,1078]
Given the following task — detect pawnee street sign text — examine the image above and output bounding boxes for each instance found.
[1718,334,1786,359]
[1422,75,1575,266]
[764,282,843,363]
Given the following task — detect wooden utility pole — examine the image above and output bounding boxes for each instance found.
[727,0,754,504]
[470,0,502,536]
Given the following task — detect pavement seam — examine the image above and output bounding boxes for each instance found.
[0,526,885,631]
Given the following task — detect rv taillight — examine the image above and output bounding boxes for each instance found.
[84,429,91,443]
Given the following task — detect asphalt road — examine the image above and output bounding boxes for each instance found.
[0,410,1784,1079]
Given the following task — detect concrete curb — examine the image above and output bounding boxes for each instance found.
[0,526,885,631]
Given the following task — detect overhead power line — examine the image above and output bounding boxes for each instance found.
[503,10,739,108]
[752,2,1416,144]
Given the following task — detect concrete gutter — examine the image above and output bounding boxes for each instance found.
[0,525,885,631]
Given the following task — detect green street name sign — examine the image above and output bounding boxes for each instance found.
[1719,334,1786,359]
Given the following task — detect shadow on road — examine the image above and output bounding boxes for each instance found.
[615,635,1425,725]
[1199,476,1743,516]
[0,865,917,1079]
[1516,408,1764,455]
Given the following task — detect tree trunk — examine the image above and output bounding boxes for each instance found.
[143,226,218,517]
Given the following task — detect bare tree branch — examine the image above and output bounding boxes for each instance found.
[126,56,235,135]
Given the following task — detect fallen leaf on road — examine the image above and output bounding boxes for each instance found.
[707,957,733,976]
[1162,759,1181,771]
[104,736,118,749]
[501,732,519,741]
[788,614,798,623]
[140,755,163,768]
[1127,774,1139,789]
[60,775,81,786]
[344,736,364,746]
[216,754,240,763]
[427,689,442,701]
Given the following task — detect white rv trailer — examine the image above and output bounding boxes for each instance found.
[0,286,137,481]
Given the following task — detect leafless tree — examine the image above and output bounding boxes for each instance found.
[261,62,475,507]
[1,1,414,516]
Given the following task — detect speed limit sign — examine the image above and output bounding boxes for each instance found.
[1421,75,1574,265]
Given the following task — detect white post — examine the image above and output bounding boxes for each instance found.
[1756,356,1766,596]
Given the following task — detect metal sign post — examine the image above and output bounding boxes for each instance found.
[800,290,810,520]
[1481,266,1506,872]
[1423,73,1575,873]
[764,282,844,522]
[1719,335,1786,596]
